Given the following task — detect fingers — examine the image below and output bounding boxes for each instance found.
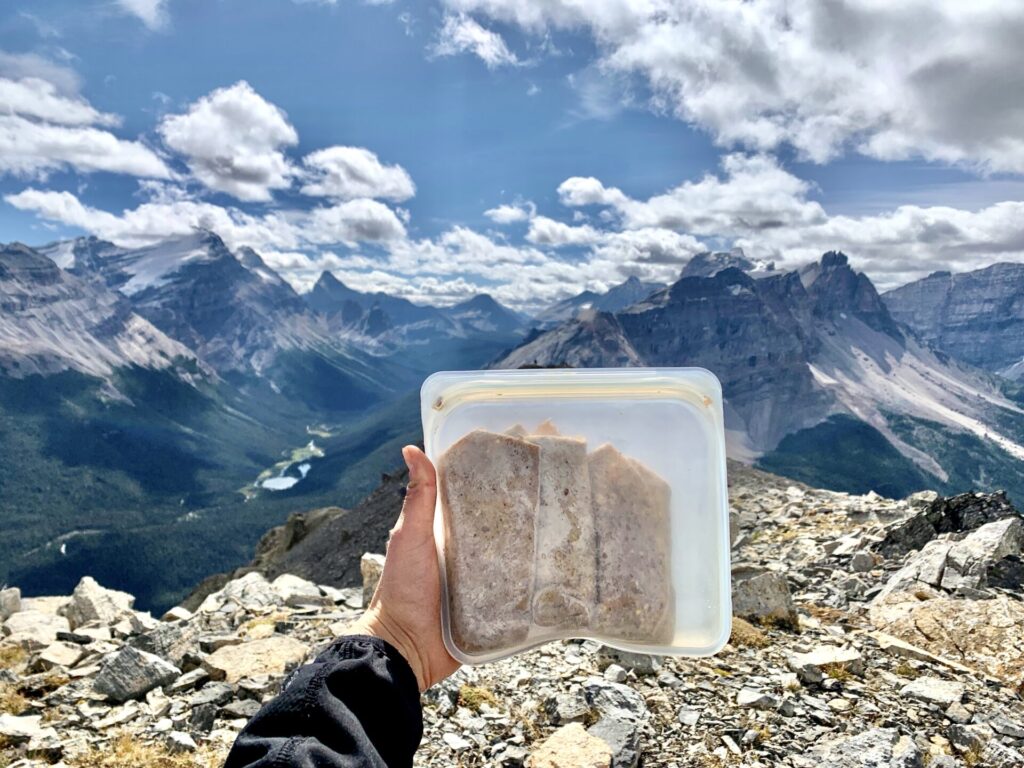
[396,445,437,539]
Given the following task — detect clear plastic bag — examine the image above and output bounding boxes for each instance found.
[421,368,731,664]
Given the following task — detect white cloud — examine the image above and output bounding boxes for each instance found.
[432,13,520,69]
[116,0,169,29]
[301,146,415,202]
[443,0,1024,173]
[158,81,298,201]
[0,116,172,178]
[526,215,600,246]
[0,77,118,126]
[484,201,534,223]
[0,51,79,92]
[306,199,407,245]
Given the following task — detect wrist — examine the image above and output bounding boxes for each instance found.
[347,609,428,692]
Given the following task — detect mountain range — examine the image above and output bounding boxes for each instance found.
[3,232,1024,611]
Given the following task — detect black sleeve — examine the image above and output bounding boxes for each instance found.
[223,635,423,768]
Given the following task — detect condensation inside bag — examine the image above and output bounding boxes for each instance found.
[438,420,674,657]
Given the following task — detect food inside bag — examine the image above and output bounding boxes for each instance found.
[422,367,731,664]
[438,421,674,656]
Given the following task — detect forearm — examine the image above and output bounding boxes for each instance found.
[224,635,423,768]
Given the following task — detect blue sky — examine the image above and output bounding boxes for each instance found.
[2,1,1024,307]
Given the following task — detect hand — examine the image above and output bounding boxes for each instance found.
[348,445,460,691]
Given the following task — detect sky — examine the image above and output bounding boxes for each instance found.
[2,0,1024,308]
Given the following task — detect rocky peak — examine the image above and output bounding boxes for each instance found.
[681,247,759,279]
[801,251,903,339]
[0,242,63,286]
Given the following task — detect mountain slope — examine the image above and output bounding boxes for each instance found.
[883,263,1024,379]
[0,242,202,381]
[497,252,1024,500]
[533,275,663,329]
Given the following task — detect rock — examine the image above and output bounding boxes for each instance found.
[604,664,627,683]
[0,713,49,743]
[221,699,261,719]
[64,576,134,630]
[787,646,864,684]
[985,712,1024,739]
[198,572,281,613]
[203,635,309,683]
[544,690,590,724]
[677,707,700,726]
[596,646,662,676]
[167,667,210,693]
[272,574,332,607]
[736,688,779,710]
[190,702,218,733]
[2,609,70,650]
[731,567,796,624]
[166,730,198,753]
[877,490,1021,558]
[529,723,611,768]
[161,606,193,622]
[940,517,1023,592]
[870,594,1024,683]
[130,621,199,666]
[849,552,875,573]
[807,727,923,767]
[19,596,68,615]
[900,677,965,707]
[33,640,84,671]
[945,702,972,724]
[0,587,21,620]
[360,553,385,607]
[93,646,181,703]
[583,678,647,722]
[443,732,472,751]
[190,681,234,708]
[588,716,639,768]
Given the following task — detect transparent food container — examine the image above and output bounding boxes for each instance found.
[421,367,731,664]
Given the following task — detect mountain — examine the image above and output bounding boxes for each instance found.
[533,275,663,329]
[679,247,775,279]
[304,271,529,372]
[443,293,528,336]
[883,263,1024,380]
[497,251,1024,502]
[0,241,201,382]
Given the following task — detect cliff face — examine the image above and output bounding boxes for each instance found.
[884,262,1024,378]
[494,252,1024,492]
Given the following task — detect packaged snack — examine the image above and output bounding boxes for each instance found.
[422,367,731,663]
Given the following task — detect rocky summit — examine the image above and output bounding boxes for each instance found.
[1,465,1023,767]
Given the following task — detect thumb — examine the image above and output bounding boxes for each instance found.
[396,445,437,539]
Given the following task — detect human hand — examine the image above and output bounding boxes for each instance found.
[348,445,460,691]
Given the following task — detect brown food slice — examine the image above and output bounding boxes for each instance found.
[588,444,674,643]
[533,419,560,436]
[438,429,540,654]
[528,435,596,629]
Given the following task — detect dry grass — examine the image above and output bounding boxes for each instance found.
[67,732,226,768]
[821,662,853,682]
[457,684,500,712]
[893,661,920,679]
[0,683,29,715]
[0,646,28,671]
[729,617,770,649]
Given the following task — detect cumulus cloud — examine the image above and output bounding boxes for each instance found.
[432,13,520,69]
[116,0,169,29]
[526,216,601,246]
[443,0,1024,173]
[484,201,534,223]
[306,199,408,245]
[301,146,415,202]
[0,72,170,179]
[158,81,298,201]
